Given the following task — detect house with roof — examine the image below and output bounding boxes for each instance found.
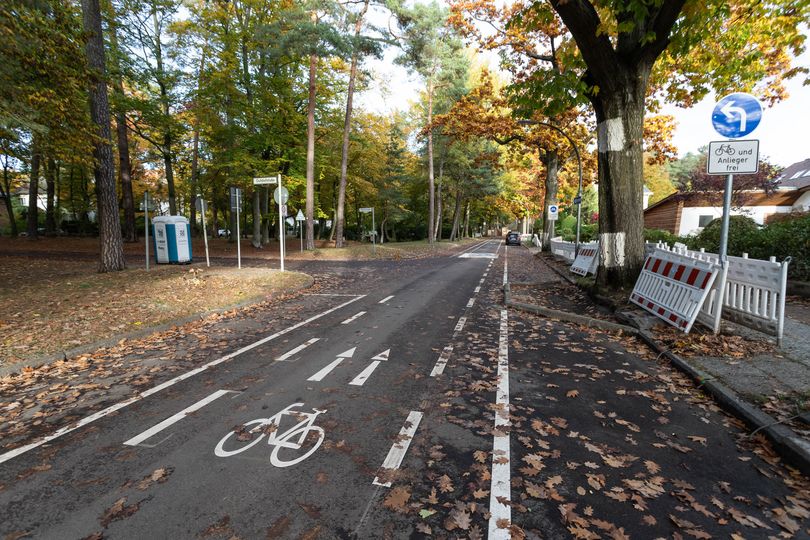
[644,158,810,236]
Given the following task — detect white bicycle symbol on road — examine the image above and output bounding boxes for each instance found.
[214,403,327,467]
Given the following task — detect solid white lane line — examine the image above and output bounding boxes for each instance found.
[372,411,424,487]
[454,317,467,334]
[124,389,235,447]
[467,298,475,308]
[308,358,344,382]
[0,294,366,465]
[429,346,454,377]
[341,311,367,325]
[379,295,394,304]
[276,338,320,361]
[488,309,512,538]
[349,361,381,386]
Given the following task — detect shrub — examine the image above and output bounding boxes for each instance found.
[644,228,683,245]
[686,215,760,255]
[756,212,810,281]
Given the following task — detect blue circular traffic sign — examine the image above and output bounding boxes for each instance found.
[711,93,762,138]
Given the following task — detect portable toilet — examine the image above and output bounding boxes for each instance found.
[152,215,192,264]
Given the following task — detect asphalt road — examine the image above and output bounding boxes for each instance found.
[2,240,809,539]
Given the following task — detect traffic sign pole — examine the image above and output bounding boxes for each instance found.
[278,176,285,272]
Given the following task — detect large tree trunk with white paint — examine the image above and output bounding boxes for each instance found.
[540,150,559,252]
[591,80,647,288]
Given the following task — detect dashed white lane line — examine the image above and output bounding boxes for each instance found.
[474,286,481,293]
[276,338,320,361]
[372,411,424,487]
[0,294,366,465]
[124,389,236,447]
[488,309,512,538]
[341,311,367,325]
[430,346,454,377]
[466,298,476,308]
[454,317,467,334]
[308,358,344,382]
[349,361,381,386]
[379,295,395,304]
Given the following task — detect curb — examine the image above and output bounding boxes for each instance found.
[0,273,315,378]
[533,251,810,476]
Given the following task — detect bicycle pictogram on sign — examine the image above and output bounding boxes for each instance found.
[214,402,326,467]
[714,144,736,156]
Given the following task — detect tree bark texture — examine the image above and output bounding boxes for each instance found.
[334,0,369,249]
[45,158,56,235]
[434,158,444,241]
[153,10,176,215]
[2,164,18,237]
[305,50,317,250]
[26,136,41,239]
[252,188,261,247]
[81,0,125,271]
[449,189,462,241]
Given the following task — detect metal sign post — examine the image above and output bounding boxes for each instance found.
[143,192,150,271]
[196,196,210,267]
[547,203,558,243]
[707,93,763,334]
[359,207,375,255]
[230,187,242,269]
[273,175,288,271]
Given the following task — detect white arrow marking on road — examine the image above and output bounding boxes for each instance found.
[721,101,747,132]
[124,389,236,447]
[379,295,394,304]
[372,411,423,487]
[307,348,356,381]
[349,361,381,386]
[430,346,454,377]
[341,311,367,325]
[371,349,390,361]
[276,338,320,361]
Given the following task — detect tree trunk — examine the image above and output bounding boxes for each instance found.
[305,45,317,250]
[449,189,462,241]
[434,157,444,241]
[153,9,176,216]
[45,158,56,235]
[335,0,369,249]
[426,77,435,244]
[1,164,18,237]
[462,201,470,238]
[109,15,135,242]
[26,136,41,239]
[252,188,261,248]
[82,0,125,271]
[261,187,270,244]
[541,149,559,251]
[592,86,647,288]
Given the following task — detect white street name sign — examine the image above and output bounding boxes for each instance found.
[707,140,759,175]
[253,175,279,185]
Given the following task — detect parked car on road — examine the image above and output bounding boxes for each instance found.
[506,231,521,246]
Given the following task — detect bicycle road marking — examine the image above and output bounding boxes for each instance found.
[276,338,320,361]
[379,295,395,304]
[0,294,366,466]
[124,389,237,447]
[341,311,367,325]
[488,309,511,538]
[429,346,454,377]
[349,361,381,386]
[372,410,424,487]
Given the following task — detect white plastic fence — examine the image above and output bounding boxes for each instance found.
[651,243,790,345]
[549,237,577,262]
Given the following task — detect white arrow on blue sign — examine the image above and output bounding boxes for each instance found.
[711,93,762,138]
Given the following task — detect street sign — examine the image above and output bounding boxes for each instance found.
[296,209,305,222]
[281,204,288,217]
[359,207,373,213]
[229,187,242,211]
[253,175,279,186]
[573,196,582,205]
[273,186,289,205]
[195,196,207,213]
[707,140,759,175]
[548,204,559,221]
[711,93,762,138]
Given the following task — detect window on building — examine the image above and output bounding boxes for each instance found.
[790,169,807,179]
[698,215,713,227]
